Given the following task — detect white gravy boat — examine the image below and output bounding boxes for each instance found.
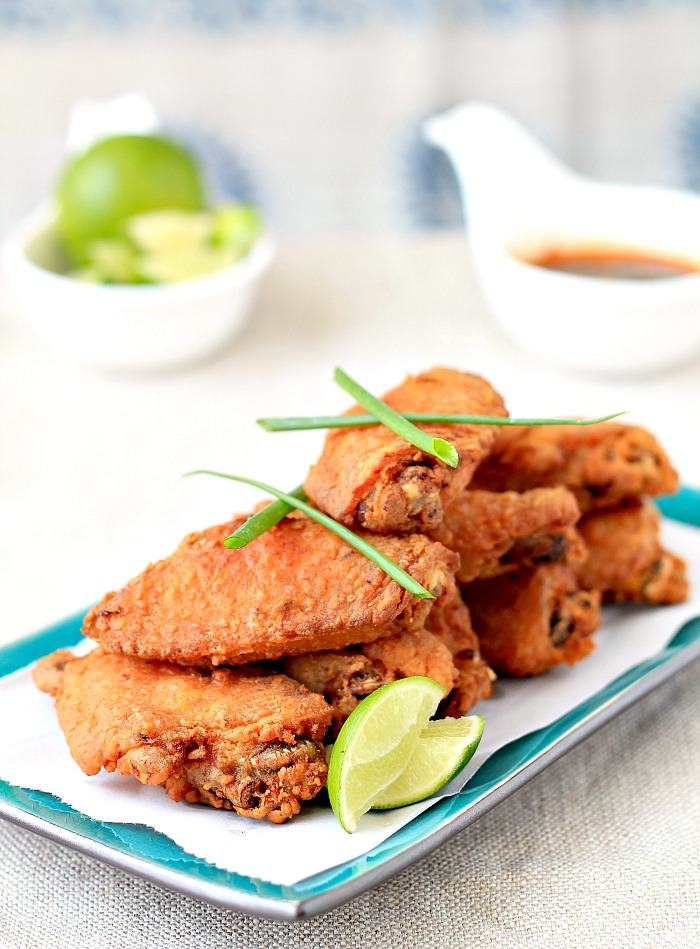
[423,102,700,374]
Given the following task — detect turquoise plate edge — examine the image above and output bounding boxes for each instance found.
[1,487,699,907]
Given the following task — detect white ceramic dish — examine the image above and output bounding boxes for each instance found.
[424,103,700,375]
[1,205,274,373]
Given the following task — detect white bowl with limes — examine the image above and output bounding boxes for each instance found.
[2,204,274,372]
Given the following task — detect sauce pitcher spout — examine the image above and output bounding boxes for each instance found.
[423,103,572,230]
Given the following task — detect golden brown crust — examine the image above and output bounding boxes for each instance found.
[471,422,679,512]
[282,626,458,737]
[33,649,76,697]
[578,499,689,604]
[304,368,508,533]
[82,513,458,666]
[462,564,601,677]
[425,573,496,717]
[34,648,332,824]
[430,487,585,582]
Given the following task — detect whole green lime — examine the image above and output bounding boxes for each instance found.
[55,135,206,264]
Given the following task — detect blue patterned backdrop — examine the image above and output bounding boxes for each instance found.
[4,1,700,31]
[1,0,699,233]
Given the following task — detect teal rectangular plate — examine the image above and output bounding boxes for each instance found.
[1,487,699,921]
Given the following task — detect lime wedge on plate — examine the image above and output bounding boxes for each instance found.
[327,676,446,833]
[372,714,484,809]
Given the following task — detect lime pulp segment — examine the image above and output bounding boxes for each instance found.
[371,714,485,809]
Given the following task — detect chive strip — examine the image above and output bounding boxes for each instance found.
[224,483,307,548]
[257,410,628,432]
[186,470,435,599]
[333,367,459,468]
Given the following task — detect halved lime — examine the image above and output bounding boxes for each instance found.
[371,714,484,809]
[327,676,446,834]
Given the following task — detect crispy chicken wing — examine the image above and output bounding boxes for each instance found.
[578,499,688,604]
[471,422,679,513]
[430,487,585,583]
[34,648,332,823]
[304,368,508,533]
[83,513,459,666]
[462,564,601,677]
[282,626,458,737]
[424,572,496,717]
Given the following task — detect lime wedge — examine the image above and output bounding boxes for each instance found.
[83,238,140,283]
[136,246,235,283]
[211,203,262,257]
[371,714,484,809]
[327,676,446,834]
[68,265,105,284]
[127,210,212,254]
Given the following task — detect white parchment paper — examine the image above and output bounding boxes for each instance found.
[1,519,698,887]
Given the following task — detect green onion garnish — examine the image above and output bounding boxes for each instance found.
[333,367,459,468]
[185,471,435,600]
[257,410,628,432]
[224,483,307,548]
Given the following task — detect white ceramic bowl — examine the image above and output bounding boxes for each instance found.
[425,103,700,375]
[1,206,274,372]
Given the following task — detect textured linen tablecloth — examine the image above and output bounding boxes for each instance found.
[1,233,699,947]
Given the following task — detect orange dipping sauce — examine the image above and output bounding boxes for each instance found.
[520,246,700,280]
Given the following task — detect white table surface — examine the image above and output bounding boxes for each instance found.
[0,232,698,947]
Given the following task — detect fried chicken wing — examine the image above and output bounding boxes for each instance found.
[282,626,458,736]
[578,499,688,604]
[34,648,332,824]
[424,572,496,717]
[83,513,459,666]
[430,487,585,583]
[304,367,508,534]
[462,564,601,677]
[471,422,679,512]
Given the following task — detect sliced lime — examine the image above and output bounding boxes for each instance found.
[127,209,212,254]
[372,714,484,809]
[136,245,235,283]
[211,203,262,257]
[327,676,446,834]
[84,238,140,283]
[68,265,105,284]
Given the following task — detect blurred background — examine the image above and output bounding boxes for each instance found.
[2,0,700,235]
[2,1,700,640]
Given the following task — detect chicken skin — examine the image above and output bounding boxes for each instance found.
[462,564,601,677]
[430,487,586,583]
[34,648,332,824]
[424,572,496,717]
[471,422,679,513]
[578,499,688,604]
[282,625,458,737]
[83,512,459,667]
[304,368,508,534]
